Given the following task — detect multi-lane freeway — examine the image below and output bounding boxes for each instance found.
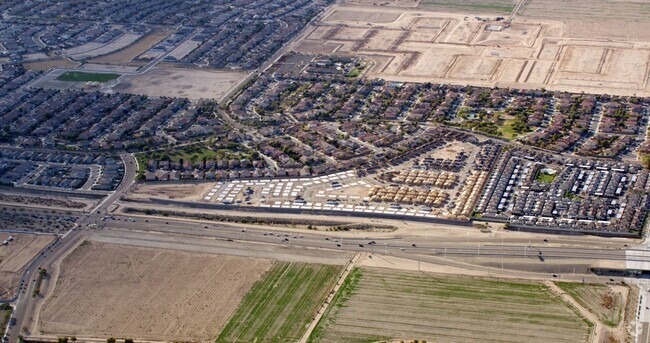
[4,152,650,342]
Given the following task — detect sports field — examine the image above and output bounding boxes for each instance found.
[217,262,342,343]
[310,268,591,343]
[56,72,121,83]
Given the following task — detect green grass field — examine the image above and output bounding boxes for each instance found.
[556,283,624,327]
[536,171,556,183]
[496,119,520,140]
[56,71,121,82]
[216,262,342,343]
[310,268,591,343]
[418,0,515,14]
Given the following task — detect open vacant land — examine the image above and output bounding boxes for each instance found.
[310,268,591,343]
[88,30,172,65]
[556,282,626,327]
[38,242,272,341]
[113,67,247,100]
[130,182,213,201]
[291,4,650,96]
[217,262,342,343]
[56,72,121,83]
[22,58,81,71]
[0,233,53,300]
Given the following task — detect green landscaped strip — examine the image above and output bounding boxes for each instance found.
[56,71,121,82]
[418,1,514,13]
[217,262,342,343]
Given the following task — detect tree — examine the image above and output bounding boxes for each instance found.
[124,339,134,343]
[107,338,116,343]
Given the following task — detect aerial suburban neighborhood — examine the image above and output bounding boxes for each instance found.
[1,0,650,343]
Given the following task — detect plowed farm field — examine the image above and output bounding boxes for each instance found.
[38,242,272,341]
[217,262,342,343]
[310,268,591,343]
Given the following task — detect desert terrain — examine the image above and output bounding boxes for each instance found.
[37,242,272,341]
[114,67,248,100]
[130,182,213,201]
[291,1,650,96]
[0,233,54,300]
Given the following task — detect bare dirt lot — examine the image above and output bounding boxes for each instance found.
[38,242,272,341]
[130,182,213,201]
[291,3,650,96]
[113,67,247,100]
[22,58,81,71]
[0,233,53,300]
[87,30,172,65]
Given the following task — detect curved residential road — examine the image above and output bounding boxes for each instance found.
[5,153,137,342]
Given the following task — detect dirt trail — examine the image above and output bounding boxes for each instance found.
[300,253,362,343]
[546,281,602,343]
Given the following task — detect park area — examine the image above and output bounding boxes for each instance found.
[37,242,273,341]
[217,262,342,343]
[310,268,592,343]
[56,72,120,83]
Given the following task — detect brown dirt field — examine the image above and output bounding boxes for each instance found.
[0,233,53,300]
[38,242,272,341]
[22,59,81,71]
[114,67,247,100]
[326,8,402,23]
[88,30,173,64]
[131,182,214,201]
[292,4,650,96]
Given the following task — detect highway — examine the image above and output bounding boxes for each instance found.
[101,214,642,264]
[4,152,649,341]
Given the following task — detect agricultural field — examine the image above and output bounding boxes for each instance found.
[310,268,592,343]
[418,0,515,13]
[56,71,121,83]
[38,242,272,341]
[292,3,650,96]
[217,262,342,343]
[0,233,54,300]
[556,282,626,327]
